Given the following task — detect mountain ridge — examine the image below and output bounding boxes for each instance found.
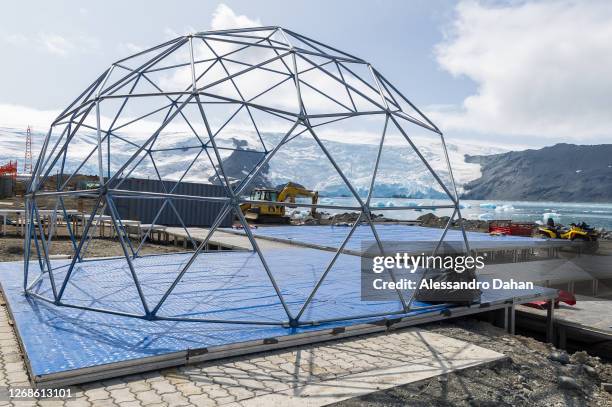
[462,143,612,202]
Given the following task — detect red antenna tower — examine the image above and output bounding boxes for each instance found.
[24,125,33,174]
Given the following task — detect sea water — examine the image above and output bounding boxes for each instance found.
[314,197,612,230]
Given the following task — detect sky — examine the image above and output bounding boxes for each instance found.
[0,0,611,149]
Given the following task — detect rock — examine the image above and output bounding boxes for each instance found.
[570,350,590,365]
[558,376,580,390]
[469,400,502,407]
[438,216,450,225]
[549,350,570,364]
[602,383,612,393]
[323,211,394,225]
[583,365,597,377]
[417,213,438,224]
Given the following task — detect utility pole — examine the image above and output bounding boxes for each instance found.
[24,125,33,174]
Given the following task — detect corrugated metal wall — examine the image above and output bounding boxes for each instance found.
[0,176,15,198]
[108,178,232,227]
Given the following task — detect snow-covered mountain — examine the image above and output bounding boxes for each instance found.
[0,126,503,198]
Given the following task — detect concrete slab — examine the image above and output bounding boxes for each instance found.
[212,329,506,407]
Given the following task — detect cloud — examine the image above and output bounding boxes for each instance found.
[210,4,261,31]
[2,34,28,46]
[0,104,60,129]
[117,42,145,56]
[38,33,75,56]
[162,3,260,39]
[4,32,100,56]
[156,5,273,98]
[433,0,612,141]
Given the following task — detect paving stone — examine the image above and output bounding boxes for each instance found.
[165,374,190,386]
[11,401,37,407]
[101,379,128,390]
[187,394,215,407]
[226,385,257,401]
[4,361,25,372]
[84,389,110,402]
[125,380,150,394]
[90,399,117,407]
[149,380,175,395]
[108,388,136,404]
[36,400,65,407]
[2,352,22,363]
[211,376,240,387]
[6,372,30,384]
[134,390,162,406]
[206,387,231,400]
[175,382,202,397]
[65,398,92,407]
[160,392,190,406]
[140,373,164,383]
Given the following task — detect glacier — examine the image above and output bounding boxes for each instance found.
[0,126,503,198]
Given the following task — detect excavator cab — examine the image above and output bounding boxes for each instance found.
[251,189,278,202]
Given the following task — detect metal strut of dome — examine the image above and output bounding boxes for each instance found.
[24,26,470,327]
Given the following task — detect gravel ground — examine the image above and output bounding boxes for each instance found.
[0,235,186,262]
[334,319,612,407]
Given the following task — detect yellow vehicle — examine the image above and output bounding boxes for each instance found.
[240,182,318,223]
[537,221,599,253]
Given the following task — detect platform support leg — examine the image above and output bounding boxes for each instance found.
[507,304,515,335]
[491,308,508,330]
[558,326,566,349]
[546,299,555,343]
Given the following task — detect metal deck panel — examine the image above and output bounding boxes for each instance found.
[0,249,557,386]
[224,224,567,253]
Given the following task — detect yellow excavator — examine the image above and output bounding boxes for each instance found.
[240,182,318,223]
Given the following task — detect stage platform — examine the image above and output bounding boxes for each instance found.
[224,224,569,254]
[0,244,557,387]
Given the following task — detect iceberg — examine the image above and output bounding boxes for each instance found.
[478,213,494,221]
[495,204,514,212]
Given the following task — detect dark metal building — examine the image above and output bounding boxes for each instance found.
[108,178,231,227]
[0,176,15,199]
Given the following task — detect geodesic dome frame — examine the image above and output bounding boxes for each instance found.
[25,26,470,327]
